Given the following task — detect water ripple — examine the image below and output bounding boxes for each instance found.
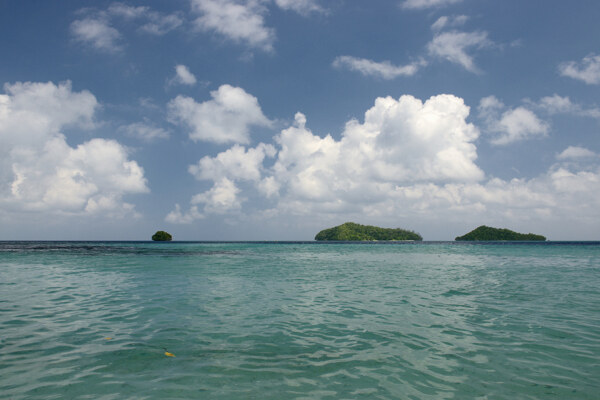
[1,242,599,398]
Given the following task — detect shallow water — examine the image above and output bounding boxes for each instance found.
[1,241,599,399]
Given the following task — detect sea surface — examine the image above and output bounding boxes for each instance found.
[1,241,599,399]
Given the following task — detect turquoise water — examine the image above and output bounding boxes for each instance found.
[1,242,599,399]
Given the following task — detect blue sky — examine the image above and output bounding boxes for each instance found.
[1,0,599,240]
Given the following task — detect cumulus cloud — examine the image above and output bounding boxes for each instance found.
[261,96,483,212]
[401,0,463,10]
[557,146,597,160]
[71,18,122,53]
[169,94,484,222]
[168,84,272,144]
[492,108,548,145]
[427,30,491,73]
[189,143,276,181]
[191,177,244,214]
[173,65,197,86]
[332,56,425,79]
[278,96,482,186]
[0,81,148,216]
[479,96,548,145]
[559,54,600,85]
[118,121,170,142]
[169,143,276,222]
[191,0,275,52]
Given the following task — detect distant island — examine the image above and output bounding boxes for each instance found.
[455,225,546,241]
[315,222,422,241]
[152,230,172,241]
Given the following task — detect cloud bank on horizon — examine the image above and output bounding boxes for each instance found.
[1,0,599,240]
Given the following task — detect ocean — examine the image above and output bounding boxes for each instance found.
[1,241,599,399]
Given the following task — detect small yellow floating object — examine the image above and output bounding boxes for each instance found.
[164,351,175,357]
[104,337,113,340]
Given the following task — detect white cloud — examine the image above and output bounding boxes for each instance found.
[427,30,491,73]
[559,54,600,85]
[70,18,122,53]
[140,13,183,35]
[173,65,197,86]
[267,96,483,205]
[386,165,600,225]
[549,167,600,195]
[191,0,275,52]
[332,56,425,79]
[108,2,183,35]
[168,84,272,144]
[165,204,204,224]
[478,96,548,145]
[0,81,97,151]
[189,143,276,182]
[274,0,324,15]
[431,15,468,32]
[478,95,504,111]
[557,146,597,160]
[169,94,483,222]
[119,121,170,142]
[170,142,277,222]
[107,3,148,19]
[537,94,576,114]
[492,108,548,145]
[192,177,244,214]
[536,94,600,119]
[480,94,600,146]
[71,3,181,54]
[0,81,148,216]
[167,177,245,222]
[401,0,463,10]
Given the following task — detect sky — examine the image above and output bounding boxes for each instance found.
[1,0,599,240]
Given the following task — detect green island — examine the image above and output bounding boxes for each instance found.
[315,222,422,241]
[152,230,172,241]
[455,225,546,241]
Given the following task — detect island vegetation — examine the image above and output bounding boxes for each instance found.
[315,222,422,241]
[152,230,173,241]
[455,225,546,241]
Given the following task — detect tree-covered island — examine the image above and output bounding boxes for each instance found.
[455,225,546,241]
[152,230,172,241]
[315,222,422,241]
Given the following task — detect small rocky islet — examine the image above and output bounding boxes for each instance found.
[151,230,172,241]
